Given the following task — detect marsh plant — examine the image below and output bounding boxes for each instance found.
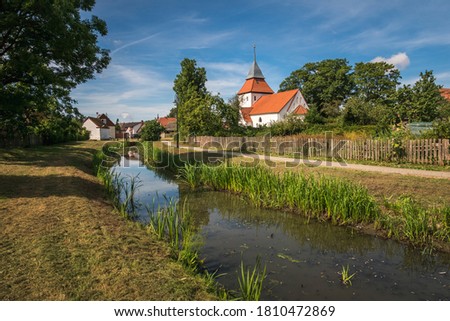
[237,258,267,301]
[147,199,202,272]
[339,265,356,286]
[179,162,379,225]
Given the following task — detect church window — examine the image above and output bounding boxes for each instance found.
[259,117,262,122]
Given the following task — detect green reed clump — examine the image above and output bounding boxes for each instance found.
[379,197,450,246]
[179,162,380,225]
[237,259,267,301]
[339,265,356,286]
[147,199,202,271]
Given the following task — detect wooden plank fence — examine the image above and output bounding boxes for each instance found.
[190,136,450,166]
[0,133,43,148]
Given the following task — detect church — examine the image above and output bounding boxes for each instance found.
[237,50,309,127]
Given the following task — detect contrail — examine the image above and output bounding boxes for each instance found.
[111,32,161,55]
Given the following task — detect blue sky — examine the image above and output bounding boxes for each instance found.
[72,0,450,122]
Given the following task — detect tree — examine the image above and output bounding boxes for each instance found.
[409,70,445,122]
[0,0,110,134]
[352,62,400,106]
[140,120,164,141]
[279,59,353,118]
[215,95,240,133]
[173,58,208,138]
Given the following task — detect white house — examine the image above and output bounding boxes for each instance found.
[237,50,309,127]
[83,113,116,140]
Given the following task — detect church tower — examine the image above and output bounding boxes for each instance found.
[237,46,274,108]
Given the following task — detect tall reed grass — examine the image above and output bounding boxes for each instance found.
[147,199,202,272]
[378,197,450,247]
[179,162,379,225]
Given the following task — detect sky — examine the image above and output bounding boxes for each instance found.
[72,0,450,123]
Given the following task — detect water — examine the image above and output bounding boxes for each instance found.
[113,156,450,300]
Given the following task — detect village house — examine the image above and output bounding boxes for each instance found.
[157,117,177,138]
[119,121,145,139]
[238,51,309,127]
[82,113,116,140]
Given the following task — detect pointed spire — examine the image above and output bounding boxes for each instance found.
[246,44,265,79]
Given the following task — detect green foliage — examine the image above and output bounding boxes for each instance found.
[279,58,352,117]
[410,71,446,122]
[352,62,400,105]
[147,199,202,272]
[237,259,267,301]
[179,162,380,224]
[0,0,110,135]
[342,97,393,126]
[265,114,307,136]
[339,265,356,286]
[140,119,164,141]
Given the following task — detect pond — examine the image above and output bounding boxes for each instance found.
[114,156,449,300]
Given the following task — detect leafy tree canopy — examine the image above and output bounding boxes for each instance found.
[140,119,164,142]
[279,58,353,116]
[352,62,400,105]
[0,0,110,133]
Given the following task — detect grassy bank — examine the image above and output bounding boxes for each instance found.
[0,141,214,300]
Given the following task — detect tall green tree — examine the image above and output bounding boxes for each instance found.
[279,58,353,117]
[173,58,209,138]
[409,70,445,122]
[0,0,110,134]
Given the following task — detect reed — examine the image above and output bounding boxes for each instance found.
[179,162,380,225]
[237,258,267,301]
[339,265,356,286]
[147,199,202,271]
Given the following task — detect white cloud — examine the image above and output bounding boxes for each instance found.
[371,52,410,70]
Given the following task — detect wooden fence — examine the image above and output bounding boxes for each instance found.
[190,136,450,166]
[0,133,43,148]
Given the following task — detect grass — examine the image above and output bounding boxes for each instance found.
[0,141,214,300]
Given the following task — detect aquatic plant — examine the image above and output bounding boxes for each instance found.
[237,258,267,301]
[147,199,203,272]
[178,162,380,225]
[339,265,356,286]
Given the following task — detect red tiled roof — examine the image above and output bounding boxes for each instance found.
[440,88,450,101]
[237,78,274,95]
[249,89,298,115]
[293,105,308,115]
[98,114,115,127]
[157,117,177,128]
[240,107,253,124]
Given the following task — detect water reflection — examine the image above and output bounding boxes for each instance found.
[113,157,450,300]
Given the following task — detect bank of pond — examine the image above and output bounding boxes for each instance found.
[93,143,449,300]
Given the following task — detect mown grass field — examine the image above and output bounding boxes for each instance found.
[0,141,214,300]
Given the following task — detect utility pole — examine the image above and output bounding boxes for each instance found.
[175,94,180,148]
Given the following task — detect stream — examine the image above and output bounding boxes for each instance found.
[113,156,449,300]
